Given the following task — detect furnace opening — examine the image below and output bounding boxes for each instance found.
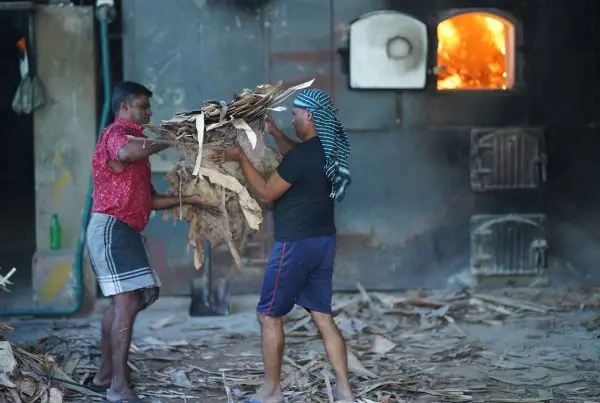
[437,12,515,90]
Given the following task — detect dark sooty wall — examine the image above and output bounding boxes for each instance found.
[124,0,600,294]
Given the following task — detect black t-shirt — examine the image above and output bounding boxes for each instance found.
[273,137,336,241]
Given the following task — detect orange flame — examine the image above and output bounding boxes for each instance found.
[437,13,512,90]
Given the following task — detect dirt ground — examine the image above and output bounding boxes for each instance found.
[2,287,600,403]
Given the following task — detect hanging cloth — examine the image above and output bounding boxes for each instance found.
[11,13,46,115]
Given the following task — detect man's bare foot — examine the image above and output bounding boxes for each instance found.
[245,384,284,403]
[336,385,354,402]
[92,373,110,388]
[83,373,110,392]
[106,387,141,402]
[92,371,112,388]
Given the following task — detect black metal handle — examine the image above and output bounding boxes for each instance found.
[531,238,548,269]
[536,153,548,183]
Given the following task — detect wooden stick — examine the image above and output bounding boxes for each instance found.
[471,293,551,314]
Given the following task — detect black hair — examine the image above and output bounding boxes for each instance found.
[111,81,153,115]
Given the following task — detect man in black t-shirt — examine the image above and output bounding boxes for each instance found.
[212,88,353,403]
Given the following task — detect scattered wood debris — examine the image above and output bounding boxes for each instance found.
[3,287,600,403]
[135,79,314,271]
[0,267,16,293]
[582,313,600,331]
[0,338,103,403]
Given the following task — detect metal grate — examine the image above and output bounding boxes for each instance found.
[470,214,547,276]
[470,127,546,192]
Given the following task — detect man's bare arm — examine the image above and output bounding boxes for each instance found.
[151,195,186,211]
[239,154,291,203]
[209,144,291,202]
[266,116,297,155]
[118,141,169,163]
[151,194,220,214]
[271,129,298,156]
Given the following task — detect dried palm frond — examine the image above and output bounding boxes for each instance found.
[139,79,313,271]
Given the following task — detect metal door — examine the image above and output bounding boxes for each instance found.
[470,127,547,192]
[471,214,547,276]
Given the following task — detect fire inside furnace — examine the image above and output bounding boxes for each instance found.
[437,12,514,90]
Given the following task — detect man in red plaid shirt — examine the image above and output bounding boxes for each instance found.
[85,81,216,402]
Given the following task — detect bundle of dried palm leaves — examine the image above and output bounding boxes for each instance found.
[139,79,314,270]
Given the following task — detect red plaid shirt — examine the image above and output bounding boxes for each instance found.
[91,118,154,232]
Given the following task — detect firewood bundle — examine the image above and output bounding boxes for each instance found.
[142,79,314,271]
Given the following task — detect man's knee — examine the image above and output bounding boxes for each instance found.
[113,291,142,311]
[310,310,336,332]
[112,287,159,313]
[257,312,284,327]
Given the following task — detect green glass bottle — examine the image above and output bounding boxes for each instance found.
[50,214,61,250]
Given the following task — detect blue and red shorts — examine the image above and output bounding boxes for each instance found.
[257,234,336,317]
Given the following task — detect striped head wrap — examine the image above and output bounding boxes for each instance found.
[292,88,351,202]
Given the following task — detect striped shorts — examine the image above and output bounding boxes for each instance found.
[86,213,160,310]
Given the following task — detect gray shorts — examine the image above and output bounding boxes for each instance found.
[86,213,160,310]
